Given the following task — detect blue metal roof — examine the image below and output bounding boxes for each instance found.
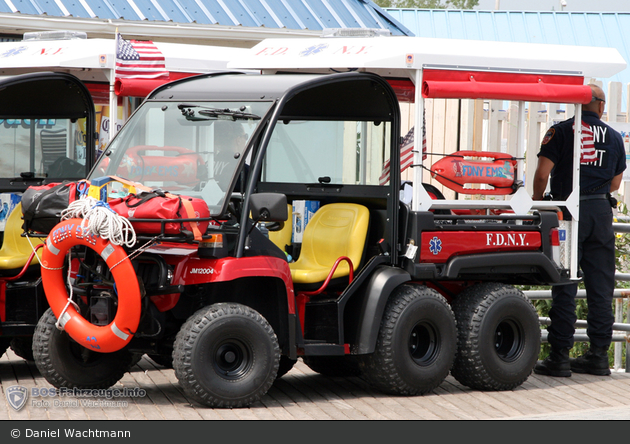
[4,0,412,35]
[386,9,630,110]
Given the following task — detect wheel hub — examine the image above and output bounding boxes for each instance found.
[213,340,251,379]
[224,351,237,364]
[408,322,440,366]
[494,319,524,362]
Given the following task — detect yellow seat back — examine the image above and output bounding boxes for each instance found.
[289,203,369,285]
[0,202,43,271]
[268,204,293,252]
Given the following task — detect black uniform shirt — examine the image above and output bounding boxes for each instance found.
[538,110,626,199]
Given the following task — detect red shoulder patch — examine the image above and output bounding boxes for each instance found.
[542,128,555,145]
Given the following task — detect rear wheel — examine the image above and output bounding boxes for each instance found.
[451,283,540,391]
[173,303,280,408]
[359,284,457,395]
[33,308,137,389]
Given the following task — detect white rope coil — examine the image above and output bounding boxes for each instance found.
[61,197,136,248]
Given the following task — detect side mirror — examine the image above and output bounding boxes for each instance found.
[249,193,288,222]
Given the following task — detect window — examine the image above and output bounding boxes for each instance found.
[0,118,87,179]
[262,120,390,185]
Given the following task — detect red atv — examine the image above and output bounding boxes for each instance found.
[29,71,568,408]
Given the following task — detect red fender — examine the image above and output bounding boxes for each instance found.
[41,218,141,353]
[431,150,517,195]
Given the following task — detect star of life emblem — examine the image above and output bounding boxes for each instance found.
[429,236,442,255]
[6,385,28,411]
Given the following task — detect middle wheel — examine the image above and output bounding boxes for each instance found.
[359,284,457,395]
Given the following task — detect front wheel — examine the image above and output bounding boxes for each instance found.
[33,308,138,389]
[173,303,280,408]
[451,283,540,391]
[359,284,457,395]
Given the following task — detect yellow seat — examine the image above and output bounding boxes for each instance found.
[268,204,293,252]
[0,202,44,271]
[289,203,369,285]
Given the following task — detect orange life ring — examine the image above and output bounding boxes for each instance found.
[41,218,141,353]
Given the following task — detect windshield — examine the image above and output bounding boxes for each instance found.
[90,101,271,216]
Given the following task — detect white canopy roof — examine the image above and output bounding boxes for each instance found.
[228,35,626,80]
[0,36,250,142]
[0,37,248,83]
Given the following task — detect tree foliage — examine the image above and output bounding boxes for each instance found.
[373,0,479,9]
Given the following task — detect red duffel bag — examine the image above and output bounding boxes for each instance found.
[108,190,210,239]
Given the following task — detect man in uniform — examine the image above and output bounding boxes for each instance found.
[532,84,626,377]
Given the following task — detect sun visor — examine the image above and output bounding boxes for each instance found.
[421,69,592,104]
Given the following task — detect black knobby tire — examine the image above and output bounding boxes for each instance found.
[173,303,280,408]
[32,308,138,389]
[276,356,297,379]
[302,355,361,377]
[10,337,34,361]
[451,283,540,391]
[359,284,457,396]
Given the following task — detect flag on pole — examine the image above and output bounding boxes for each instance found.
[115,33,168,79]
[379,126,427,185]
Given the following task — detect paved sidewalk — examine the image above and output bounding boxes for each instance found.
[507,405,630,420]
[2,349,630,420]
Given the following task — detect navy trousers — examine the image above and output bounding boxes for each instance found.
[547,198,616,350]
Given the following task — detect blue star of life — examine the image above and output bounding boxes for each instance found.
[429,236,442,255]
[299,44,328,57]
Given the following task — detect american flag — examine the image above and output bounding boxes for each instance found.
[574,120,597,164]
[379,126,427,185]
[115,33,168,79]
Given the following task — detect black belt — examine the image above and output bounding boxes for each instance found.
[580,194,608,201]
